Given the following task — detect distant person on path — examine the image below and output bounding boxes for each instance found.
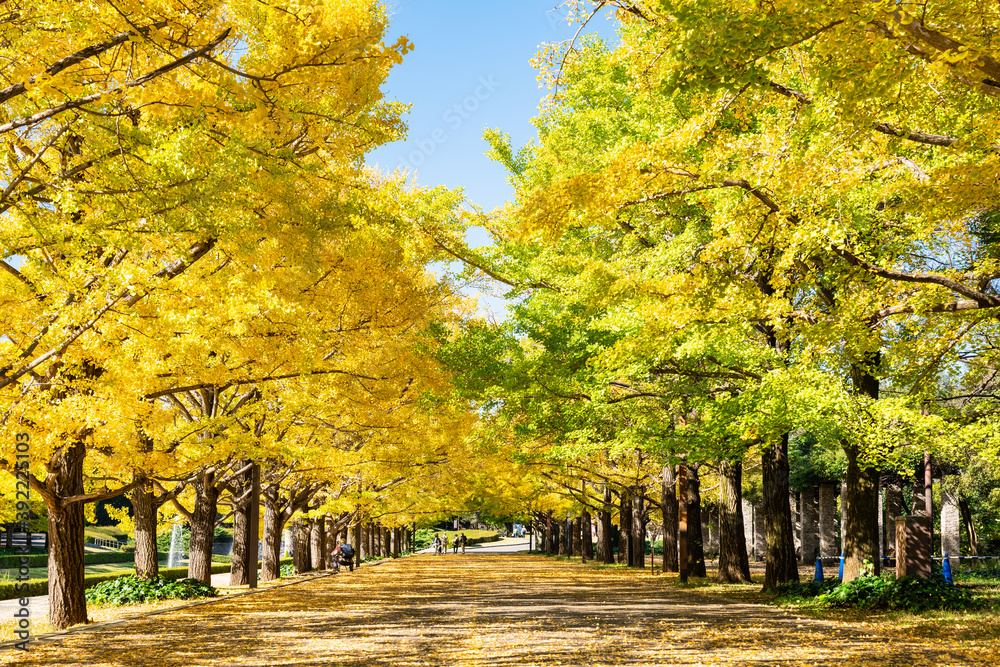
[337,541,354,572]
[332,543,342,571]
[452,535,460,554]
[433,536,441,555]
[461,533,467,554]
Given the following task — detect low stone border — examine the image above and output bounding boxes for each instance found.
[0,558,390,650]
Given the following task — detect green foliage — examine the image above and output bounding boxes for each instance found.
[85,574,218,606]
[412,528,436,550]
[778,573,982,611]
[280,563,295,577]
[157,526,190,553]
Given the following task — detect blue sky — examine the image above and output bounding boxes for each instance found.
[367,1,617,316]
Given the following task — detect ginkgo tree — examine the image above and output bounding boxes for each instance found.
[433,0,1000,587]
[0,0,423,628]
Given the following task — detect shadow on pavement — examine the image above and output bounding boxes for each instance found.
[6,555,993,667]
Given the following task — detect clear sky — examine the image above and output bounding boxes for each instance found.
[367,2,617,317]
[368,1,616,213]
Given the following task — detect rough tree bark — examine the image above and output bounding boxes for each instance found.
[959,498,980,556]
[762,434,799,588]
[632,491,646,568]
[686,465,706,577]
[293,517,312,574]
[572,516,582,557]
[187,470,220,584]
[661,465,679,572]
[843,357,882,581]
[130,478,159,581]
[310,516,326,570]
[718,459,751,583]
[599,486,614,564]
[43,441,88,629]
[619,489,632,565]
[229,466,252,586]
[260,489,288,582]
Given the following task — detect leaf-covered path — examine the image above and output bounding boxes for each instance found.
[4,554,995,666]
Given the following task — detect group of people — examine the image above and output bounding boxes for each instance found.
[433,532,467,555]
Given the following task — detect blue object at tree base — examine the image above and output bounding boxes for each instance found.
[814,557,824,582]
[839,554,844,580]
[943,553,953,584]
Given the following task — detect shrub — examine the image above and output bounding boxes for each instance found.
[779,573,984,611]
[85,574,218,606]
[280,563,295,577]
[0,579,48,600]
[412,528,435,551]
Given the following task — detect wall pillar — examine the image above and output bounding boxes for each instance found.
[818,482,838,559]
[800,486,818,564]
[941,485,961,570]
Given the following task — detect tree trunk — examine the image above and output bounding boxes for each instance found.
[545,511,552,554]
[959,498,979,556]
[310,516,326,570]
[761,434,799,588]
[230,473,250,586]
[599,486,614,563]
[632,491,645,568]
[293,518,311,574]
[557,517,567,555]
[581,511,593,559]
[347,523,358,557]
[619,489,631,565]
[260,491,284,582]
[843,357,882,581]
[718,459,752,583]
[187,471,219,584]
[130,479,159,581]
[843,443,881,580]
[44,441,88,629]
[572,516,582,556]
[686,465,706,577]
[661,465,679,572]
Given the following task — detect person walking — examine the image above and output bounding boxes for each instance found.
[452,534,460,554]
[460,532,467,555]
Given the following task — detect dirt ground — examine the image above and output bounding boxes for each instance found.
[2,554,996,666]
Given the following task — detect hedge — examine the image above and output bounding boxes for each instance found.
[467,534,502,546]
[0,557,294,601]
[0,551,169,569]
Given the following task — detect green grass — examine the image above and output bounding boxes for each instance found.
[84,525,129,543]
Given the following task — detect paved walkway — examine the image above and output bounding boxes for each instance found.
[3,553,995,666]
